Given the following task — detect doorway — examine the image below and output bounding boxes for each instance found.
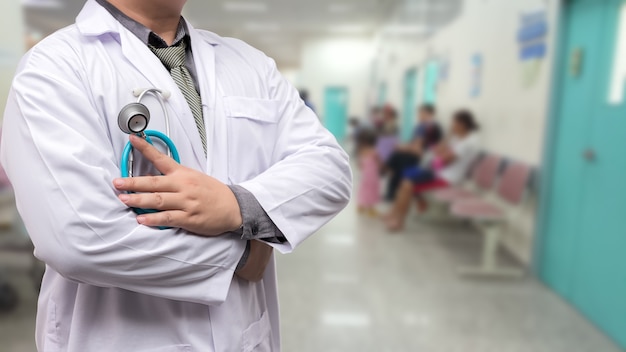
[423,61,439,105]
[323,87,349,141]
[538,0,626,348]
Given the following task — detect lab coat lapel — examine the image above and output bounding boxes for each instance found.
[76,1,209,171]
[188,25,224,179]
[118,31,178,103]
[119,30,208,171]
[78,1,184,124]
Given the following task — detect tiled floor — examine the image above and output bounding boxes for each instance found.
[0,201,623,352]
[276,203,624,352]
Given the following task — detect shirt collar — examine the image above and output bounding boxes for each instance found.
[94,0,188,48]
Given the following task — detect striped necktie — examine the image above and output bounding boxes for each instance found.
[150,41,207,155]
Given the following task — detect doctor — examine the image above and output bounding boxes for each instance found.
[1,0,352,351]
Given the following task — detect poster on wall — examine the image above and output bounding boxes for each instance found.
[518,10,549,89]
[470,53,482,98]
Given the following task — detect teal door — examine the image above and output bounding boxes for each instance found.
[539,0,626,347]
[423,61,439,104]
[401,69,418,142]
[323,87,349,141]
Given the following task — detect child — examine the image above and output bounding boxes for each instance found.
[356,129,381,217]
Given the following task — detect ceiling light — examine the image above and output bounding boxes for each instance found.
[223,2,268,13]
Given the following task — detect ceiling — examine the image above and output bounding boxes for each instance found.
[23,0,463,68]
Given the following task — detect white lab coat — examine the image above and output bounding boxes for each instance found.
[0,1,352,351]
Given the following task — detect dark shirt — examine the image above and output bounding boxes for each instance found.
[414,122,443,149]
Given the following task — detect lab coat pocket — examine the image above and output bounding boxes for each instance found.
[242,311,272,352]
[224,96,281,184]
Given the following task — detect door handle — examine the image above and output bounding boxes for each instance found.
[583,148,596,162]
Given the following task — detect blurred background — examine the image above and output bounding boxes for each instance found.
[1,0,626,351]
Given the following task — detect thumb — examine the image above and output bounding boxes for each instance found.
[130,134,179,175]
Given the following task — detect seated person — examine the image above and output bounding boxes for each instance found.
[369,106,383,131]
[356,129,381,217]
[375,105,401,162]
[384,104,442,201]
[380,104,399,137]
[385,109,480,231]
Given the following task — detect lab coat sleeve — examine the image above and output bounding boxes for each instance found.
[239,58,353,253]
[0,48,246,306]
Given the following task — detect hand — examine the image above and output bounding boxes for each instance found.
[113,135,243,236]
[236,240,274,282]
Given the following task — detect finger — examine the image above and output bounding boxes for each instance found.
[130,134,179,175]
[119,193,184,211]
[137,210,187,228]
[113,175,179,193]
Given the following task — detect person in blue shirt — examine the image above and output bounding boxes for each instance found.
[384,104,443,201]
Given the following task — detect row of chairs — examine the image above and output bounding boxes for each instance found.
[425,154,532,277]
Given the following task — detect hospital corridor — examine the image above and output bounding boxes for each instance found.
[2,0,626,351]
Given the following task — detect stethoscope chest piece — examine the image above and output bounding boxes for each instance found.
[118,88,181,228]
[118,103,151,134]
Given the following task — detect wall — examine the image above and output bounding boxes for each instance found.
[374,0,560,264]
[0,1,25,117]
[279,68,301,87]
[376,0,558,165]
[297,37,376,123]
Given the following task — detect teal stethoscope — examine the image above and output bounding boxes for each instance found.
[118,88,181,217]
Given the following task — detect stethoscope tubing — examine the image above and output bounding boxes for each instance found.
[120,131,181,229]
[120,130,181,178]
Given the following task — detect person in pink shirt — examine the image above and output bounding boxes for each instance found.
[357,129,381,217]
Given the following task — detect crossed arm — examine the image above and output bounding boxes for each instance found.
[2,48,351,305]
[113,135,273,281]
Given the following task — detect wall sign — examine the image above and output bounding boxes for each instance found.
[518,10,549,88]
[470,53,482,98]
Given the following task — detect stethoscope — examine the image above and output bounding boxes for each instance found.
[118,88,181,217]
